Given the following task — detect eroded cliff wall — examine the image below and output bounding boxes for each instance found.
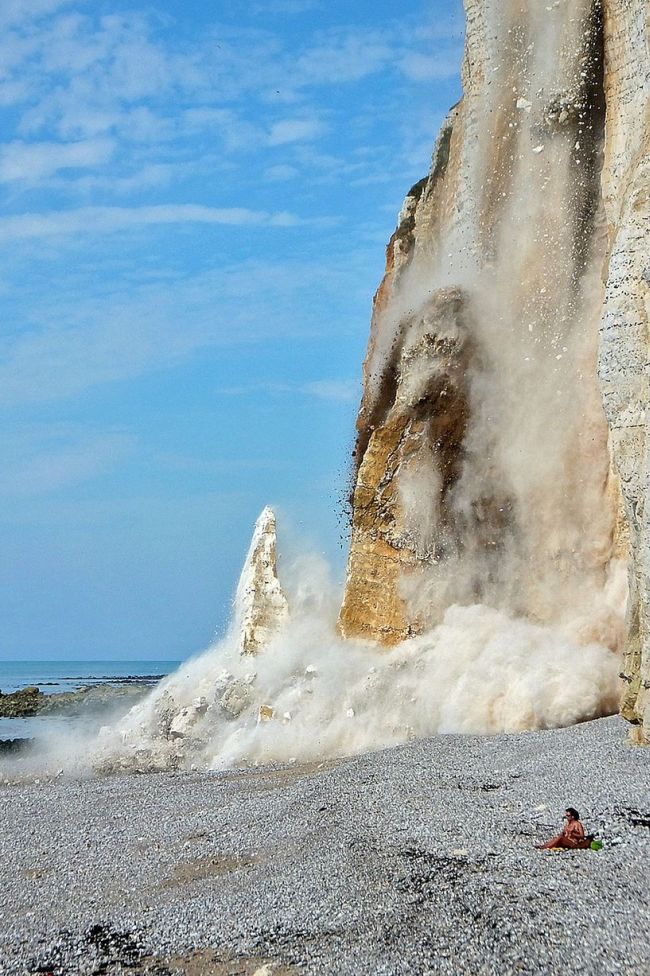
[600,0,650,741]
[340,0,639,720]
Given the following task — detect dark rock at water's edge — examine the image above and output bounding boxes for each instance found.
[0,737,33,754]
[40,681,156,717]
[0,686,44,717]
[67,673,168,684]
[0,679,159,720]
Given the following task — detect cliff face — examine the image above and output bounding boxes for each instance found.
[599,0,650,741]
[340,0,646,733]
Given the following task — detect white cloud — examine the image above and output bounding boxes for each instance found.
[399,51,463,82]
[263,163,300,182]
[302,379,358,402]
[267,118,326,145]
[0,428,135,497]
[294,32,391,84]
[0,81,30,107]
[18,98,120,140]
[251,0,321,13]
[154,452,285,476]
[0,6,463,203]
[217,379,358,402]
[182,108,263,152]
[0,204,305,242]
[72,162,178,195]
[0,0,74,28]
[411,20,465,43]
[5,9,208,142]
[0,257,367,406]
[0,138,114,182]
[0,5,463,414]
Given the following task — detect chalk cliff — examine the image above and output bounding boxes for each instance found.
[340,0,648,738]
[599,0,650,741]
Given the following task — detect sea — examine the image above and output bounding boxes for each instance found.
[0,659,180,742]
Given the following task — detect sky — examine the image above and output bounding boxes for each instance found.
[0,0,464,662]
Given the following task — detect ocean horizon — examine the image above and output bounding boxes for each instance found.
[0,659,181,696]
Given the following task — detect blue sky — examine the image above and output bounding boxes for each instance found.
[0,0,464,661]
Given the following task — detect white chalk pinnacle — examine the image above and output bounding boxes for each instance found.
[234,507,289,655]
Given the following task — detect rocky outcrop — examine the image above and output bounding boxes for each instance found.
[599,0,650,741]
[235,507,289,655]
[0,686,44,718]
[0,683,149,718]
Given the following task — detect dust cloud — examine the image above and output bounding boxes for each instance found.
[111,541,623,770]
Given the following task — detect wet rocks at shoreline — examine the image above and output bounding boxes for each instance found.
[0,686,44,718]
[0,738,32,755]
[0,678,162,720]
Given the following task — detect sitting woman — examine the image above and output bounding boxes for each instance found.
[536,808,593,850]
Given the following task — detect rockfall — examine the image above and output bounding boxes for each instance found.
[339,0,649,741]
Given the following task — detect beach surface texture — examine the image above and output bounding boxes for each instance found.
[1,716,649,975]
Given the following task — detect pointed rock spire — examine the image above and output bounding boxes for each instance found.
[235,507,289,655]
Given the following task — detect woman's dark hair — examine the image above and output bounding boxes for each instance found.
[565,807,580,820]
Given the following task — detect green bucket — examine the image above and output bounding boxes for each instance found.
[590,840,603,851]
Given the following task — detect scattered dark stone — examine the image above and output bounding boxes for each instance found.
[29,923,299,976]
[392,847,477,907]
[346,835,380,856]
[620,807,650,828]
[85,922,145,969]
[29,923,147,976]
[455,778,505,792]
[251,921,328,969]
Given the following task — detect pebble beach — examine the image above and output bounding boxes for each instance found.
[1,716,649,976]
